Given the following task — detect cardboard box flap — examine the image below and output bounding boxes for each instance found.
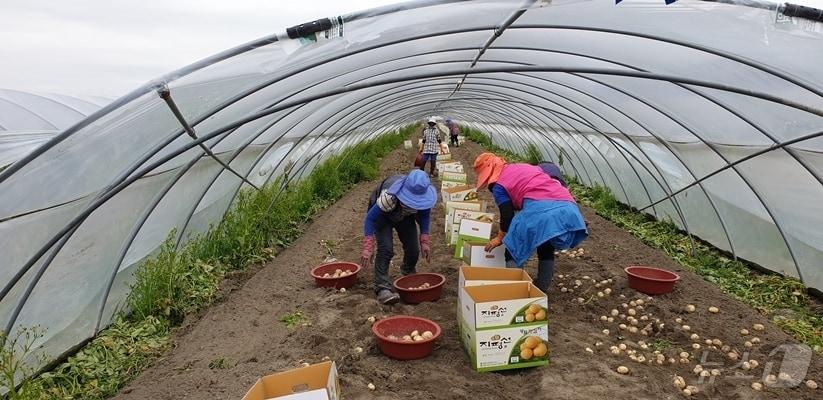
[463,282,545,303]
[243,362,337,400]
[459,266,530,283]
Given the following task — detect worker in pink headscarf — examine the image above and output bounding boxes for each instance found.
[473,153,588,293]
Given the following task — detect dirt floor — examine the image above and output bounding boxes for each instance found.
[114,140,822,400]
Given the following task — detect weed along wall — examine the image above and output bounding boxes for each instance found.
[0,127,410,399]
[462,128,822,354]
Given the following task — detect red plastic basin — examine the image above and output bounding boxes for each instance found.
[625,266,680,295]
[310,262,361,289]
[372,315,442,360]
[393,273,446,304]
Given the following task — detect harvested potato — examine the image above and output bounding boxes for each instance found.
[751,382,763,391]
[521,347,534,360]
[527,304,541,314]
[411,330,419,337]
[685,304,696,313]
[617,366,629,374]
[753,323,765,331]
[368,383,376,391]
[526,313,536,322]
[535,309,547,320]
[740,329,749,336]
[533,342,548,357]
[524,336,541,349]
[708,306,719,313]
[673,375,686,389]
[422,331,433,339]
[806,380,818,390]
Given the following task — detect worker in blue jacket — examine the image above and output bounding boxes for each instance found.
[361,169,436,304]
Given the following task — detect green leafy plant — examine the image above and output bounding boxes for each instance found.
[523,143,543,165]
[208,358,232,370]
[1,327,45,399]
[280,311,305,328]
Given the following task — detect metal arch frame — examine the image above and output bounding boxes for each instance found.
[4,64,821,311]
[576,74,806,279]
[4,67,823,335]
[118,56,552,252]
[359,77,692,238]
[93,102,314,332]
[507,25,823,96]
[0,27,500,184]
[315,80,584,180]
[14,50,516,331]
[5,17,820,186]
[114,69,816,334]
[433,96,691,230]
[289,82,699,243]
[493,71,737,255]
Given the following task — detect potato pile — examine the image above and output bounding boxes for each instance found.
[524,303,547,322]
[323,268,353,278]
[556,247,585,258]
[387,330,434,342]
[410,282,432,290]
[519,336,548,360]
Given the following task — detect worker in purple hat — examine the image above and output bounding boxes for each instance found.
[361,169,437,304]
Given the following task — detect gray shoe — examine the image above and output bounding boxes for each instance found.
[377,289,400,305]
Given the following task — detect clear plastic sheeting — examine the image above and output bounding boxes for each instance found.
[1,0,822,378]
[0,89,109,168]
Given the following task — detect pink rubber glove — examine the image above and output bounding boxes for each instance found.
[361,235,376,268]
[420,233,431,262]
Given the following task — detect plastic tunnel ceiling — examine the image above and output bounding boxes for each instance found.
[1,0,822,371]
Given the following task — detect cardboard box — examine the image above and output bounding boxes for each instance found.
[445,200,486,216]
[449,210,495,245]
[438,152,452,161]
[439,143,451,155]
[441,171,467,183]
[454,219,493,258]
[438,162,464,173]
[462,241,506,268]
[460,282,547,329]
[456,266,533,337]
[403,140,413,149]
[242,362,340,400]
[442,185,478,203]
[441,180,464,192]
[458,282,549,372]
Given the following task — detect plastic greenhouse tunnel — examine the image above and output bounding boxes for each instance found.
[1,0,823,397]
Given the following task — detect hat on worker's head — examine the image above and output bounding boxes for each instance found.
[387,169,437,210]
[427,117,437,124]
[473,152,506,189]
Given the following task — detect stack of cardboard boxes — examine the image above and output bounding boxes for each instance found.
[438,161,550,373]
